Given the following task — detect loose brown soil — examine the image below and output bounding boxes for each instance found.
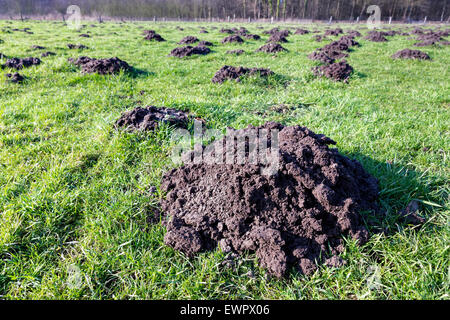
[67,44,88,49]
[295,28,310,35]
[41,51,56,57]
[69,56,131,74]
[169,46,211,58]
[211,65,274,83]
[221,35,244,44]
[178,36,199,44]
[160,122,379,277]
[364,31,388,42]
[198,40,213,47]
[115,106,190,131]
[256,43,287,53]
[267,32,288,43]
[226,49,245,55]
[313,60,353,82]
[3,57,41,70]
[144,30,166,42]
[5,72,24,83]
[392,49,430,60]
[324,28,344,36]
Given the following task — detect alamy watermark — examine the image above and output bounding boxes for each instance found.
[367,5,381,29]
[66,5,82,30]
[171,121,280,176]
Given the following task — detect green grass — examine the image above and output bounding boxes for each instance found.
[0,20,449,300]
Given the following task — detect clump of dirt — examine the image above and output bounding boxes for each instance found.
[198,40,213,47]
[313,60,353,82]
[337,35,360,47]
[392,49,430,60]
[5,72,24,83]
[365,31,387,42]
[79,33,90,38]
[324,28,344,36]
[31,45,45,50]
[41,51,56,57]
[199,29,208,34]
[256,42,287,53]
[295,28,310,35]
[115,106,190,132]
[264,28,290,37]
[222,35,244,44]
[308,51,335,64]
[69,56,131,74]
[267,32,288,43]
[244,34,261,40]
[160,122,379,277]
[178,36,199,44]
[347,30,362,37]
[3,57,41,70]
[413,32,444,46]
[313,35,329,42]
[220,28,234,34]
[168,45,211,58]
[144,30,166,42]
[226,49,245,55]
[211,65,273,83]
[67,44,88,49]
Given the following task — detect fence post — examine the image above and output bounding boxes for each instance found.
[356,16,359,23]
[329,16,333,24]
[389,16,392,24]
[423,16,427,24]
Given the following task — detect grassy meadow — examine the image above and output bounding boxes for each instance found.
[0,20,449,299]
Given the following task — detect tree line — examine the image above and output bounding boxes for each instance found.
[1,0,448,22]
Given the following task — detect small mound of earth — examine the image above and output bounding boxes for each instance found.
[169,46,211,58]
[178,36,199,44]
[365,31,387,42]
[115,106,190,131]
[31,45,45,50]
[244,34,261,40]
[211,65,273,84]
[347,30,362,37]
[160,122,379,277]
[220,28,234,34]
[308,51,335,64]
[222,35,244,44]
[69,56,131,74]
[337,35,360,47]
[67,44,88,49]
[313,60,353,82]
[5,72,24,83]
[199,30,208,34]
[79,34,90,38]
[144,30,166,42]
[324,28,344,36]
[392,49,430,60]
[3,57,41,70]
[198,40,213,47]
[226,49,244,55]
[295,28,310,35]
[314,35,329,42]
[264,28,289,37]
[256,43,287,53]
[267,32,288,43]
[41,51,56,57]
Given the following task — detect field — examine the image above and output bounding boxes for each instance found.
[0,20,449,299]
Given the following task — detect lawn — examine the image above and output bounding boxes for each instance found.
[0,20,448,299]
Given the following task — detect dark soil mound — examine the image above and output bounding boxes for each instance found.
[3,57,41,70]
[178,36,199,44]
[69,56,131,74]
[220,28,234,34]
[198,40,213,47]
[295,28,310,35]
[365,31,387,42]
[211,65,273,83]
[264,28,290,37]
[5,72,24,83]
[324,28,344,36]
[31,45,45,50]
[226,49,245,55]
[267,32,288,43]
[392,49,430,60]
[347,30,362,37]
[199,30,208,34]
[169,46,211,58]
[313,60,353,82]
[115,106,190,131]
[222,35,244,44]
[337,35,360,47]
[67,44,88,49]
[160,122,379,277]
[313,35,329,42]
[144,30,166,42]
[256,42,287,53]
[79,33,90,38]
[41,51,56,57]
[308,51,335,64]
[244,34,261,40]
